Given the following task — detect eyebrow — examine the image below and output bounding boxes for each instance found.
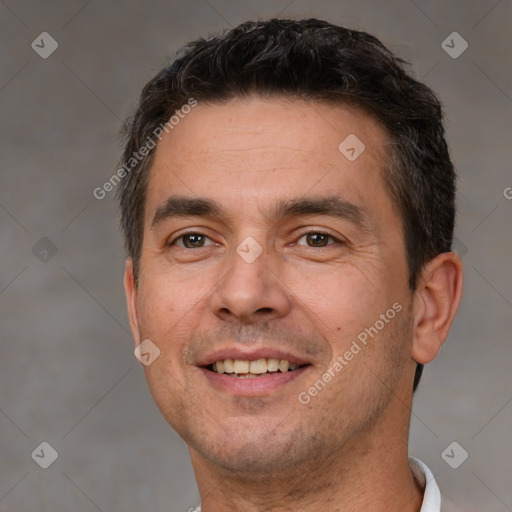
[151,195,371,231]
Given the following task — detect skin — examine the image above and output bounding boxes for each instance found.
[124,97,463,511]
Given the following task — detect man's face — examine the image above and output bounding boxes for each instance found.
[125,97,416,476]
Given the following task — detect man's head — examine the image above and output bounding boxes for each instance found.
[119,19,462,481]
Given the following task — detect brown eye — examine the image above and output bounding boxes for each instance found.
[297,232,337,247]
[171,233,213,249]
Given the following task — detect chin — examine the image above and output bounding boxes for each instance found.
[189,423,325,479]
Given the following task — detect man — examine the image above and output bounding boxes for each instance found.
[118,18,464,511]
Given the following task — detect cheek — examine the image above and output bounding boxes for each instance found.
[136,266,210,333]
[134,280,189,377]
[287,262,394,340]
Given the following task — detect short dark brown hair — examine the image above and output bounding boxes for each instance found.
[117,18,457,391]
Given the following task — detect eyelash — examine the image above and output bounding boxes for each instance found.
[168,231,342,249]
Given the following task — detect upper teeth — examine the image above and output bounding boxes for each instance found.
[212,358,300,374]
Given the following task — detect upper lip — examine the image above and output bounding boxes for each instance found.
[197,346,311,367]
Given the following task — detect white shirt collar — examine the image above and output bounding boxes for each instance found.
[410,457,441,512]
[190,457,441,512]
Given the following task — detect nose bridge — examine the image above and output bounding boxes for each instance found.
[210,236,290,322]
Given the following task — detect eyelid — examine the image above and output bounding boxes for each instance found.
[295,230,343,246]
[168,230,216,248]
[167,228,344,249]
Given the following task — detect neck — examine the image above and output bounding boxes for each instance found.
[190,389,423,511]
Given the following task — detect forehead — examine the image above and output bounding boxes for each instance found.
[145,97,393,223]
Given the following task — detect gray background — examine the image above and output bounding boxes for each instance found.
[1,1,511,511]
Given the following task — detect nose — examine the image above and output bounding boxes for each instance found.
[209,243,292,324]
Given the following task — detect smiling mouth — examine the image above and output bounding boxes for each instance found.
[205,358,309,378]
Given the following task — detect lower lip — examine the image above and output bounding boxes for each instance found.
[200,367,310,396]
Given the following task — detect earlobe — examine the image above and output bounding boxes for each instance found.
[411,252,463,364]
[124,258,141,347]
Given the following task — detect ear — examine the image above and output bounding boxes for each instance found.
[411,251,463,364]
[124,258,141,348]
